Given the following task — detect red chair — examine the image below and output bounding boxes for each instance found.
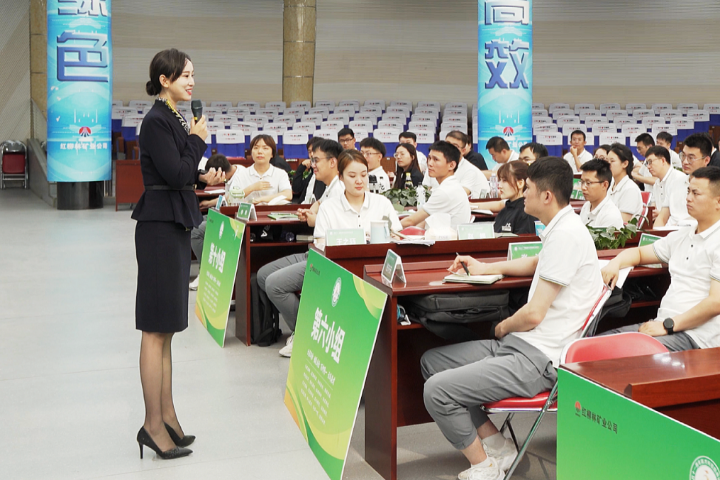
[561,331,668,364]
[641,191,652,205]
[482,285,611,479]
[634,204,650,229]
[1,151,28,189]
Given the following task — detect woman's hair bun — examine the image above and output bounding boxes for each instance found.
[146,80,159,96]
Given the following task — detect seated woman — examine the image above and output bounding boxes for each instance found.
[593,144,612,160]
[234,134,292,204]
[258,149,401,358]
[606,142,643,222]
[493,160,538,234]
[392,143,424,190]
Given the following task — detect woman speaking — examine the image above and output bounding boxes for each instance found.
[132,48,219,459]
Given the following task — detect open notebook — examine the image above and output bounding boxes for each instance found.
[443,273,503,285]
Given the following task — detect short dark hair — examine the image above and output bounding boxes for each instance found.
[359,137,386,157]
[580,159,612,189]
[486,136,509,152]
[690,166,720,196]
[315,139,343,160]
[206,154,231,173]
[446,130,469,147]
[527,157,574,206]
[146,49,191,96]
[520,142,548,159]
[250,134,277,158]
[703,132,719,149]
[609,143,635,178]
[656,131,673,145]
[594,144,611,156]
[429,140,461,172]
[399,131,417,142]
[571,130,586,141]
[645,145,671,165]
[635,133,655,147]
[684,133,713,159]
[306,136,324,150]
[337,127,355,139]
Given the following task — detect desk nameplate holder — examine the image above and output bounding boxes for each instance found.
[236,202,257,223]
[381,250,406,286]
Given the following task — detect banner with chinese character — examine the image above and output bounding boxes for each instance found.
[478,0,532,165]
[558,369,720,479]
[194,209,245,347]
[284,250,387,480]
[47,0,112,182]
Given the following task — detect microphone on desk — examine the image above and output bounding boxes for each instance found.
[191,100,203,123]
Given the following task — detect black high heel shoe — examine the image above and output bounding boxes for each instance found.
[137,427,192,459]
[165,422,196,447]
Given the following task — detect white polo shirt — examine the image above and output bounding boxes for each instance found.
[652,219,720,349]
[421,175,472,228]
[235,164,291,202]
[417,150,428,173]
[314,192,402,239]
[491,150,520,171]
[669,149,682,169]
[608,175,643,217]
[422,158,490,199]
[653,168,693,226]
[318,174,345,203]
[512,206,604,366]
[225,164,247,192]
[579,194,625,229]
[563,149,593,174]
[369,166,391,193]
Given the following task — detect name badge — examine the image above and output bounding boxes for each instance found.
[457,223,495,240]
[326,228,365,246]
[507,241,543,261]
[236,202,257,222]
[381,250,406,286]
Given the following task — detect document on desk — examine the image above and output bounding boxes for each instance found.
[443,273,503,285]
[267,212,299,220]
[597,260,633,288]
[204,188,225,195]
[471,208,494,216]
[391,238,435,246]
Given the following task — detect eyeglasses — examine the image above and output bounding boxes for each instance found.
[310,156,330,165]
[361,150,382,157]
[579,180,604,187]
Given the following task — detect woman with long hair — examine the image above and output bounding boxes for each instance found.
[392,143,423,189]
[493,160,538,234]
[606,142,643,222]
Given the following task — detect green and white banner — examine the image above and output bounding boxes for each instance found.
[558,369,720,479]
[285,250,387,480]
[194,209,245,347]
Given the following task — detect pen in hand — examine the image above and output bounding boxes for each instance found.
[456,252,471,277]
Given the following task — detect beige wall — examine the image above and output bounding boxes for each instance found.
[314,0,720,107]
[112,0,283,104]
[0,0,31,142]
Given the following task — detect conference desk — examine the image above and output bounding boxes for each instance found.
[361,255,670,480]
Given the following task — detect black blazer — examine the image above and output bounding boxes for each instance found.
[393,166,424,189]
[132,100,207,228]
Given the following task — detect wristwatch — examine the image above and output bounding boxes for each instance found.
[663,317,675,335]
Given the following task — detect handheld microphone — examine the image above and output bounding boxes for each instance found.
[191,100,203,122]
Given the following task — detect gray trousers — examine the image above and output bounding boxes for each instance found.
[190,218,207,267]
[602,323,699,351]
[421,334,556,450]
[257,252,309,332]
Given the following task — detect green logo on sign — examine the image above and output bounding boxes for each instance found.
[332,278,342,307]
[690,456,720,480]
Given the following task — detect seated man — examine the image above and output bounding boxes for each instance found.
[709,134,720,168]
[601,167,720,351]
[422,157,603,479]
[655,131,681,169]
[518,142,548,165]
[632,133,657,187]
[257,140,346,356]
[483,136,519,179]
[563,130,593,173]
[294,137,326,204]
[682,133,713,176]
[422,131,490,199]
[399,131,427,172]
[401,141,472,229]
[579,159,625,229]
[648,146,694,228]
[337,127,356,150]
[359,137,391,193]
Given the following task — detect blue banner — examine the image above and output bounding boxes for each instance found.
[478,0,532,166]
[47,0,112,182]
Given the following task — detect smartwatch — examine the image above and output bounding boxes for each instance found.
[663,317,675,335]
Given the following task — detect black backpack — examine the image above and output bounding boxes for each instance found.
[402,290,511,341]
[250,273,282,346]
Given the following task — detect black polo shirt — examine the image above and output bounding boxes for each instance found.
[493,197,538,235]
[465,151,488,171]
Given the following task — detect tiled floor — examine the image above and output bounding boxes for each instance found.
[0,189,556,480]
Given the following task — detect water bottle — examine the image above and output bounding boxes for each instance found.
[416,185,426,208]
[405,171,413,188]
[490,173,498,198]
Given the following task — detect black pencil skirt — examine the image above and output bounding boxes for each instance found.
[135,221,191,333]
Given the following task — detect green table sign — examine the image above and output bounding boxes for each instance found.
[236,202,256,222]
[326,228,365,246]
[457,222,495,240]
[558,369,720,479]
[285,250,387,480]
[507,241,543,260]
[639,233,662,247]
[194,209,245,347]
[571,178,585,200]
[381,249,406,285]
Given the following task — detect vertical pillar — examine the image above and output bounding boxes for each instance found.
[283,0,316,106]
[30,0,48,136]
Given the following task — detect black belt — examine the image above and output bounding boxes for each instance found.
[145,185,195,191]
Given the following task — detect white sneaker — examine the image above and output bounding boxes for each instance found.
[189,276,199,291]
[483,437,518,473]
[279,332,294,357]
[457,457,504,480]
